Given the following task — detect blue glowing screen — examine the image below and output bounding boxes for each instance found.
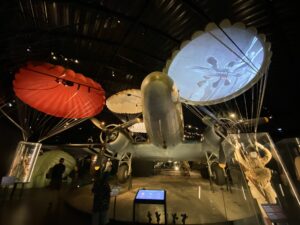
[136,190,165,201]
[167,26,266,105]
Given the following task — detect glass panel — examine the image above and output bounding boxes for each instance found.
[228,132,299,224]
[273,137,300,224]
[8,141,42,183]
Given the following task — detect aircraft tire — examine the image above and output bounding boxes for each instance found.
[199,164,210,179]
[117,164,129,183]
[211,163,226,185]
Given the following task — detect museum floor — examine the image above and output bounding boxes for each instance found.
[0,168,265,225]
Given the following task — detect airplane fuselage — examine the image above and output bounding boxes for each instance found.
[104,72,227,161]
[141,72,184,149]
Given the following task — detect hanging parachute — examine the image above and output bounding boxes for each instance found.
[14,62,105,118]
[1,62,105,142]
[1,62,105,183]
[163,19,272,135]
[106,89,144,133]
[106,89,142,114]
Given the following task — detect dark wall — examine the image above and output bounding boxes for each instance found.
[0,117,22,178]
[132,159,154,177]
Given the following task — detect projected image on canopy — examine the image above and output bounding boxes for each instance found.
[166,21,271,105]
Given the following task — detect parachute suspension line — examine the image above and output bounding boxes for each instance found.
[185,105,206,124]
[37,89,96,141]
[243,93,249,130]
[208,31,258,73]
[38,118,87,143]
[36,114,58,139]
[254,79,262,133]
[210,23,269,136]
[12,94,94,142]
[183,4,260,74]
[39,100,91,141]
[40,93,97,141]
[210,24,260,73]
[16,99,30,140]
[250,84,255,133]
[0,107,28,141]
[185,105,234,146]
[206,104,232,131]
[228,99,246,133]
[255,71,269,133]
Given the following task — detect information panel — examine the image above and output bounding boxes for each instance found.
[135,189,165,201]
[261,204,287,223]
[133,189,167,224]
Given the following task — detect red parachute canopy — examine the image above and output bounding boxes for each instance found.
[13,62,105,118]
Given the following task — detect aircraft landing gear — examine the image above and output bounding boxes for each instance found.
[211,162,226,185]
[205,152,227,191]
[117,164,129,183]
[116,152,132,184]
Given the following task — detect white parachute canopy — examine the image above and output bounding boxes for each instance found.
[106,89,142,114]
[128,122,147,133]
[164,19,271,106]
[163,19,272,135]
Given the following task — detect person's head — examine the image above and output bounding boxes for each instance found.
[247,146,258,159]
[59,158,64,163]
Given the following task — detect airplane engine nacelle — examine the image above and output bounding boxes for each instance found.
[100,125,131,154]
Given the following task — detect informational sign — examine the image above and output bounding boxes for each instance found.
[1,176,16,186]
[261,204,287,223]
[133,189,167,224]
[135,189,165,201]
[8,141,42,183]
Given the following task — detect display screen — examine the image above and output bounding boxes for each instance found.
[167,25,267,105]
[135,189,165,201]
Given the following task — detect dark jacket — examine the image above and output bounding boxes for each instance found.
[92,172,111,212]
[49,163,65,189]
[51,163,65,179]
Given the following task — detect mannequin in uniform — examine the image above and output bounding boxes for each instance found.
[235,140,277,204]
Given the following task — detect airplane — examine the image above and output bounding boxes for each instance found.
[88,71,267,185]
[6,20,270,187]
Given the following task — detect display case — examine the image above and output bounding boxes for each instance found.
[8,141,42,183]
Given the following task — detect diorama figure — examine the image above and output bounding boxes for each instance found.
[147,211,152,224]
[10,149,31,182]
[181,161,191,176]
[234,140,277,204]
[181,213,188,225]
[171,213,178,224]
[155,211,161,224]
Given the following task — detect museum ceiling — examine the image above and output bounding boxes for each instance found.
[0,0,299,143]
